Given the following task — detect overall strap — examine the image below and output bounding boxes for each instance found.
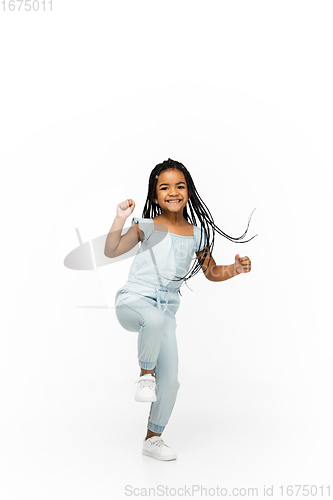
[148,247,165,289]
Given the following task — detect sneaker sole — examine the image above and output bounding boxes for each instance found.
[142,450,177,461]
[135,395,157,402]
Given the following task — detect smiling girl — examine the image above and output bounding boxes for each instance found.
[104,158,257,461]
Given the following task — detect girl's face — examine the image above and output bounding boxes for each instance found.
[153,168,191,213]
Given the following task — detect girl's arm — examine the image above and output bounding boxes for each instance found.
[195,247,240,282]
[104,218,142,258]
[104,199,143,258]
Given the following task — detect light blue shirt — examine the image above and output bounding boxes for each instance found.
[128,217,208,292]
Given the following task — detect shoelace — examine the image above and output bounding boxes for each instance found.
[152,438,165,447]
[135,377,156,390]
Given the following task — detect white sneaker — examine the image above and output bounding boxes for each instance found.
[134,374,157,402]
[142,436,177,461]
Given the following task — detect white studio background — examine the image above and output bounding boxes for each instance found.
[1,2,332,499]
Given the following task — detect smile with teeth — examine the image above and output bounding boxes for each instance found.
[166,200,181,204]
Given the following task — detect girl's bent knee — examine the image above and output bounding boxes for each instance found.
[115,303,144,333]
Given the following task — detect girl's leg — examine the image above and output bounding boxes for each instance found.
[146,310,180,438]
[115,292,180,441]
[115,293,166,371]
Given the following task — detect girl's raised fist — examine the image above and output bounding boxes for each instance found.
[116,199,135,219]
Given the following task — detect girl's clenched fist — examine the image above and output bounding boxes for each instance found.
[116,199,136,219]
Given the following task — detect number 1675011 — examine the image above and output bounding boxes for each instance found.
[1,0,53,11]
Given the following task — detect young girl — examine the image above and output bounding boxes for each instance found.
[104,158,257,461]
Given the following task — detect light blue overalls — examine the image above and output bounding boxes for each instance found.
[115,217,207,434]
